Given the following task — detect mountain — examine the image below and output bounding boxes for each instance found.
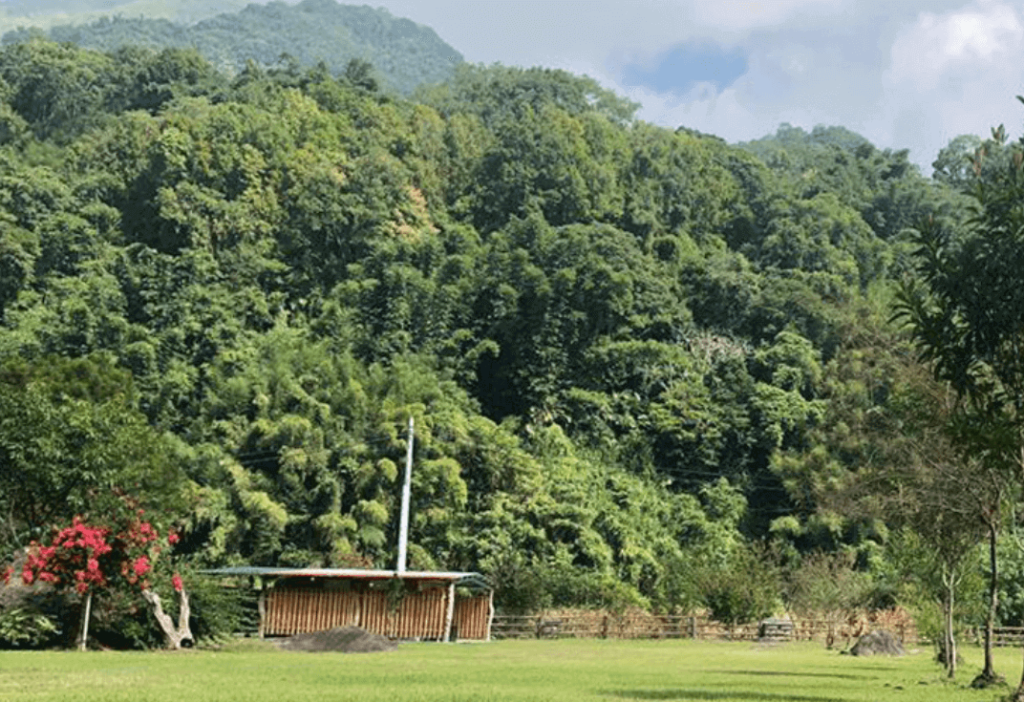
[0,0,254,31]
[1,0,463,94]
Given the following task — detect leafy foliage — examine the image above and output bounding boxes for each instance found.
[0,607,59,649]
[0,34,986,637]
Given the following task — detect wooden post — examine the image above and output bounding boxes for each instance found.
[257,588,266,638]
[688,616,697,639]
[356,589,363,629]
[443,581,455,642]
[397,416,413,573]
[486,589,494,642]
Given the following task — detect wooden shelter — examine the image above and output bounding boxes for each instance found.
[206,567,493,642]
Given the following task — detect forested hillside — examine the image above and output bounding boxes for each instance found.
[0,33,1013,648]
[2,0,462,95]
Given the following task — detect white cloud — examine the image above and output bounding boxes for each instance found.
[374,0,845,73]
[881,1,1024,169]
[690,0,844,33]
[624,83,765,139]
[887,1,1024,89]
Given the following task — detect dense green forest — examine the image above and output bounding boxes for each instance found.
[0,27,1022,660]
[2,0,462,94]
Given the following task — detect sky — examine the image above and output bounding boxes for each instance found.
[5,0,1023,172]
[359,0,1024,173]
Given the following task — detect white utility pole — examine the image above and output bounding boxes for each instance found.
[397,416,414,573]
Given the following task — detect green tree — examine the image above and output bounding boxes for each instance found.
[0,355,187,554]
[700,541,779,633]
[0,39,117,142]
[894,120,1024,688]
[932,134,983,190]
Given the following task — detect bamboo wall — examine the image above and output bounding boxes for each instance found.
[264,587,362,636]
[453,592,492,640]
[263,580,491,640]
[360,588,447,639]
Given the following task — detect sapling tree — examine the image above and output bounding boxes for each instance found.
[785,550,870,649]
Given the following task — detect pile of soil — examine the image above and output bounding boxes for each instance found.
[275,626,398,653]
[849,630,904,657]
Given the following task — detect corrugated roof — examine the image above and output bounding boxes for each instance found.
[202,566,490,590]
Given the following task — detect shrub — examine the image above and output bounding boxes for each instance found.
[185,573,258,642]
[0,607,60,649]
[700,543,780,629]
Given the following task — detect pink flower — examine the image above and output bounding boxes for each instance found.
[168,532,180,545]
[171,573,183,592]
[132,555,151,577]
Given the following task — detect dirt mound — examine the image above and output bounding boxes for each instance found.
[849,630,904,656]
[276,626,397,653]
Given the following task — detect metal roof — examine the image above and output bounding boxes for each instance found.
[202,566,490,590]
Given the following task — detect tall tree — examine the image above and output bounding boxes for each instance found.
[0,355,186,553]
[894,119,1024,692]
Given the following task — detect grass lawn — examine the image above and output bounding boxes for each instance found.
[0,638,1020,702]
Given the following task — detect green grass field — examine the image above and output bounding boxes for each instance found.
[0,639,1020,702]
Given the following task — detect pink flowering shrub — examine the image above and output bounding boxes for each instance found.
[22,517,114,594]
[19,508,182,597]
[7,497,194,650]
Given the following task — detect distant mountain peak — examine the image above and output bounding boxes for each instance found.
[1,0,463,94]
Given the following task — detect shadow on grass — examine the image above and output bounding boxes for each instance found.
[706,669,871,681]
[605,690,845,701]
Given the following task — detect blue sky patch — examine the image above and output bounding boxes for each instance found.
[621,43,748,94]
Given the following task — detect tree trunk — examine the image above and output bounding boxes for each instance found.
[1012,442,1024,700]
[1015,648,1024,702]
[971,500,1006,689]
[984,521,999,679]
[76,590,92,652]
[943,571,956,679]
[142,588,193,649]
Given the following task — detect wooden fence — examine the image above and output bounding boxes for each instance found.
[492,608,919,645]
[981,627,1024,647]
[493,613,694,640]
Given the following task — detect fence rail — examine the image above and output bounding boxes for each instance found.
[491,610,919,645]
[989,627,1024,647]
[492,614,696,640]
